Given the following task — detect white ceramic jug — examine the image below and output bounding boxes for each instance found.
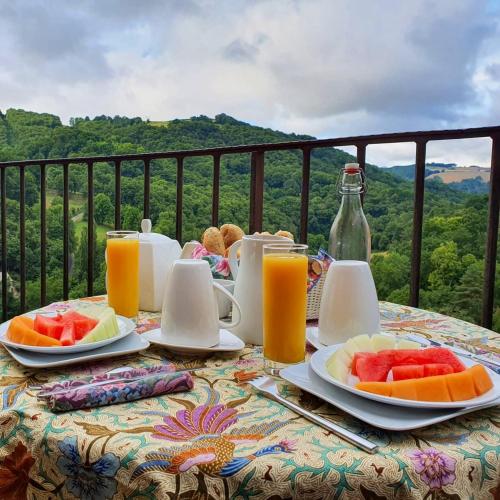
[228,234,291,344]
[138,219,181,312]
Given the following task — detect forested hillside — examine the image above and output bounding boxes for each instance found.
[0,109,497,330]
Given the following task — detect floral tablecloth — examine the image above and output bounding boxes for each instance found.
[0,298,499,499]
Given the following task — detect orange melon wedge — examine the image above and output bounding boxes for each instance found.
[355,364,493,402]
[6,316,62,347]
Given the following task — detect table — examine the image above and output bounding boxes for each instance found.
[0,298,499,499]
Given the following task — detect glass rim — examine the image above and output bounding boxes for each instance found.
[263,243,308,251]
[106,230,139,237]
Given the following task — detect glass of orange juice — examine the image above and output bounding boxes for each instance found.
[106,230,139,318]
[262,243,308,375]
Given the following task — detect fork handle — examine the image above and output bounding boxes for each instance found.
[271,393,379,454]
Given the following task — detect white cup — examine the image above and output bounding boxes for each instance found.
[318,260,380,345]
[161,260,241,347]
[214,279,234,319]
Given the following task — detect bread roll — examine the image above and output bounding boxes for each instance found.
[220,224,244,249]
[275,230,294,240]
[202,227,225,255]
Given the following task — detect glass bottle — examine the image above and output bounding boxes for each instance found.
[328,163,371,262]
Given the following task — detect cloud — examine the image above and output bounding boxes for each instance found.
[0,0,498,167]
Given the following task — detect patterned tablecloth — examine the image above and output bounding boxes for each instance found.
[0,298,499,499]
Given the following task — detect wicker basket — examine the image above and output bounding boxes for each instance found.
[307,271,327,320]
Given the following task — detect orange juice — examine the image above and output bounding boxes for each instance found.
[263,253,308,363]
[106,238,139,317]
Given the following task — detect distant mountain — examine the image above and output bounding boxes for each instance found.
[386,162,489,194]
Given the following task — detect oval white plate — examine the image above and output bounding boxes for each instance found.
[0,313,136,354]
[310,344,500,409]
[143,328,245,355]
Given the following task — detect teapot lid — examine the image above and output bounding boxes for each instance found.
[139,219,171,243]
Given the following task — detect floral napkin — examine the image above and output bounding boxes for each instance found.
[191,242,232,279]
[37,365,194,412]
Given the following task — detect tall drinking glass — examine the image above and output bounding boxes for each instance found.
[262,243,308,375]
[106,231,139,318]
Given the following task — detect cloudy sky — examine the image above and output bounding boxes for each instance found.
[0,0,499,167]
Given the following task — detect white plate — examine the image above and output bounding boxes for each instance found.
[310,344,500,409]
[306,326,326,350]
[143,328,245,354]
[0,313,136,354]
[281,363,500,431]
[2,332,149,368]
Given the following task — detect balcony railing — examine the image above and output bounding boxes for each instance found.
[1,126,499,327]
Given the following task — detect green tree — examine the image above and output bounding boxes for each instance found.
[94,193,114,226]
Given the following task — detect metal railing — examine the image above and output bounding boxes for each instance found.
[1,126,499,327]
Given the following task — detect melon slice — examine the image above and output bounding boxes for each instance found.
[6,316,62,347]
[415,375,452,402]
[396,339,422,350]
[352,334,374,352]
[469,364,493,395]
[391,379,418,400]
[372,334,396,352]
[356,381,392,397]
[446,370,477,401]
[326,348,351,383]
[77,307,120,344]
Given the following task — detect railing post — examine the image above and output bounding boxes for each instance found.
[19,165,26,312]
[357,143,367,205]
[143,159,151,220]
[114,160,121,230]
[212,154,221,227]
[1,167,7,321]
[482,134,500,328]
[249,152,264,233]
[40,163,47,306]
[63,162,70,300]
[87,161,94,297]
[299,148,311,243]
[409,140,427,307]
[176,157,184,242]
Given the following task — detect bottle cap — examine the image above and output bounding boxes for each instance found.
[344,163,361,173]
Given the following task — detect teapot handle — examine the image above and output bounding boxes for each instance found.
[213,282,241,330]
[228,240,242,279]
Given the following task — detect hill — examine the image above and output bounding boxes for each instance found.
[0,108,495,330]
[386,162,490,194]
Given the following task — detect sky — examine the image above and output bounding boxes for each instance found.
[0,0,499,167]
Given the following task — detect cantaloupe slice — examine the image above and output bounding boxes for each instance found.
[445,370,476,401]
[415,375,452,402]
[468,364,494,395]
[355,365,494,402]
[356,381,392,397]
[391,379,418,400]
[6,316,62,347]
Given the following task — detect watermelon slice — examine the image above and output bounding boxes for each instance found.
[60,322,76,346]
[356,355,393,382]
[34,315,64,339]
[351,352,376,376]
[392,365,424,381]
[371,348,466,373]
[59,311,99,340]
[423,363,453,377]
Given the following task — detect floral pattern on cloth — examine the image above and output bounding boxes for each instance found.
[39,370,194,412]
[191,242,233,279]
[0,296,498,499]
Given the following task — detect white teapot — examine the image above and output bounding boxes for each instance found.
[138,219,181,312]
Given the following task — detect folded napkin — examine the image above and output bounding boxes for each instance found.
[37,365,193,412]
